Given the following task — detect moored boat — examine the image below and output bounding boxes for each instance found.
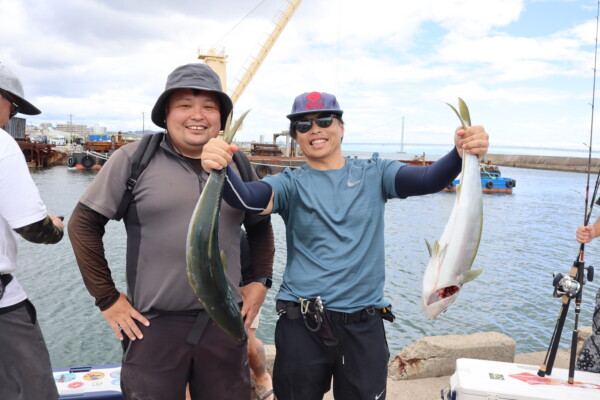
[66,133,137,170]
[66,151,109,170]
[247,155,305,177]
[444,165,516,194]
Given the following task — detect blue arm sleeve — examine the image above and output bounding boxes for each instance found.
[223,167,273,214]
[395,147,463,198]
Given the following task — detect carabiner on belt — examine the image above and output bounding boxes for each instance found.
[299,296,322,332]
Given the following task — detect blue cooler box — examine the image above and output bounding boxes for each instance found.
[54,365,122,399]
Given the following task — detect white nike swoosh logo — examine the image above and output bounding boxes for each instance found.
[347,179,361,187]
[375,389,386,400]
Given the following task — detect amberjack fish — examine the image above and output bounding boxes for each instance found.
[186,110,251,340]
[422,99,483,320]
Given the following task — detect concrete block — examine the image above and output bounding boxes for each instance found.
[577,326,593,354]
[388,332,515,380]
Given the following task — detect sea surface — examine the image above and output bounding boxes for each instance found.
[15,147,600,369]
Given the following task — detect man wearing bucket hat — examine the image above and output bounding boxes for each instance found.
[201,91,490,399]
[68,63,274,399]
[0,63,64,399]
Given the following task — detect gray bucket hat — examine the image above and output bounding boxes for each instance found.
[0,63,41,115]
[151,63,233,130]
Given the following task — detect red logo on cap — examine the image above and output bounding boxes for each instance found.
[306,92,321,102]
[304,91,324,110]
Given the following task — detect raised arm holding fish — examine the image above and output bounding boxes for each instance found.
[201,91,489,400]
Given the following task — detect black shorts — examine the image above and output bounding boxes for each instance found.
[120,313,251,400]
[273,308,390,400]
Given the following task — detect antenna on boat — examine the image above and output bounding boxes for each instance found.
[537,0,599,383]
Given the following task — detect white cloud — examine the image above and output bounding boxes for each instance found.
[1,0,598,148]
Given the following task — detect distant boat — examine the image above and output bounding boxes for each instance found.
[444,164,516,194]
[248,155,305,177]
[66,151,109,170]
[67,133,136,170]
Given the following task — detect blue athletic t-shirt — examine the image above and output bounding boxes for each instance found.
[263,157,403,313]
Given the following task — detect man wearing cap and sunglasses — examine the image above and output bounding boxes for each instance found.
[201,91,490,399]
[0,63,65,399]
[68,63,274,399]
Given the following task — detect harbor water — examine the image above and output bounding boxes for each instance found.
[16,154,600,369]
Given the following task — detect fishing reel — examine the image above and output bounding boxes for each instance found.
[552,264,594,299]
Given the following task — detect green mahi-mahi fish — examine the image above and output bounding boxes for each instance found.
[186,110,251,341]
[422,98,483,319]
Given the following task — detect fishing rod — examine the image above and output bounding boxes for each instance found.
[538,0,600,382]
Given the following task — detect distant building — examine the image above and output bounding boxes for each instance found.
[25,124,42,138]
[91,123,107,134]
[56,122,88,136]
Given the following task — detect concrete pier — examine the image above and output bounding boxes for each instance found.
[484,154,600,174]
[260,327,593,400]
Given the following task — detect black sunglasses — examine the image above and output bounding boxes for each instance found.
[0,90,19,119]
[294,114,339,134]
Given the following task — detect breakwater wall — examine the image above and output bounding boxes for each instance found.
[484,154,600,174]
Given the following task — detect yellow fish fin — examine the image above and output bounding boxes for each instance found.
[463,269,483,283]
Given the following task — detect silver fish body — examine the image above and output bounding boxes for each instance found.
[422,152,483,319]
[186,169,247,340]
[185,109,252,341]
[422,99,483,320]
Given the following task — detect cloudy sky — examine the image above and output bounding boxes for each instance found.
[2,0,599,150]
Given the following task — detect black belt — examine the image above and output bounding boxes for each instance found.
[140,307,211,347]
[140,302,244,346]
[277,300,382,324]
[329,307,379,324]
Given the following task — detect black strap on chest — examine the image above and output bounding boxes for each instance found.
[113,133,254,221]
[233,151,252,182]
[114,132,164,221]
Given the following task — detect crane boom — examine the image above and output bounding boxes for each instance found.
[198,0,303,105]
[230,0,302,104]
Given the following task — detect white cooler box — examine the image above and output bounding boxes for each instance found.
[446,358,600,400]
[54,364,122,399]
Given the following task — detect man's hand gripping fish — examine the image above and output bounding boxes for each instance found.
[186,110,251,340]
[422,99,483,320]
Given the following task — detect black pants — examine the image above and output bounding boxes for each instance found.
[0,300,59,400]
[273,311,389,400]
